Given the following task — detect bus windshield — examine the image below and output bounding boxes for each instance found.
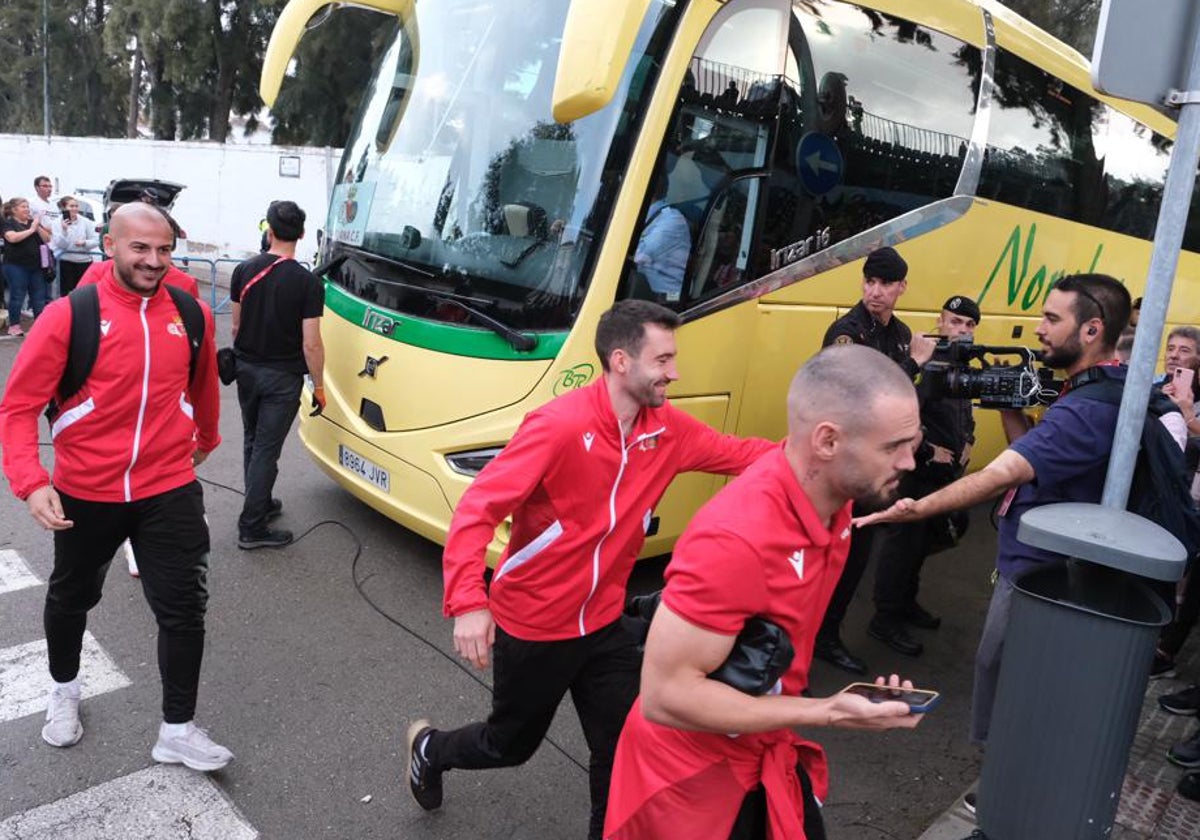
[325,0,676,334]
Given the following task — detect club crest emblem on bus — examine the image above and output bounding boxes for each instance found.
[553,363,595,396]
[358,355,390,379]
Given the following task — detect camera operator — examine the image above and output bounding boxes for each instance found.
[814,246,936,674]
[868,296,979,656]
[856,274,1136,812]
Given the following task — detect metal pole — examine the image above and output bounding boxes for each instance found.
[42,0,50,137]
[1101,30,1200,510]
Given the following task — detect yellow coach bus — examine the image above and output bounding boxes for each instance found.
[261,0,1200,559]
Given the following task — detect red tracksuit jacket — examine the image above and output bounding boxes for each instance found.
[0,270,220,503]
[442,378,776,641]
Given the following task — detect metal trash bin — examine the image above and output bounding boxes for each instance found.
[976,503,1185,839]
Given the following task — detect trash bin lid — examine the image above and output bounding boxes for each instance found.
[1017,502,1186,582]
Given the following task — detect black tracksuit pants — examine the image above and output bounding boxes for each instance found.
[46,481,210,723]
[424,619,642,840]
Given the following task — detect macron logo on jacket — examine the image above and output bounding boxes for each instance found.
[583,432,595,452]
[788,549,805,581]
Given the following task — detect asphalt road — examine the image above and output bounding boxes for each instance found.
[0,314,996,839]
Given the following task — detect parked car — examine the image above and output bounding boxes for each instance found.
[101,178,185,223]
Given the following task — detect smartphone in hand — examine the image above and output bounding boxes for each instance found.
[1173,366,1195,394]
[842,682,941,713]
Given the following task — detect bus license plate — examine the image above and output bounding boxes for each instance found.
[338,445,390,492]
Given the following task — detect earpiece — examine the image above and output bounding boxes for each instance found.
[1087,326,1097,336]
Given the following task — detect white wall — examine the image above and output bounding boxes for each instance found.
[0,134,343,258]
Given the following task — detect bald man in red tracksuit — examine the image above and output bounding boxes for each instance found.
[0,203,230,770]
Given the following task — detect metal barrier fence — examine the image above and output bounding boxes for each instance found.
[52,252,312,314]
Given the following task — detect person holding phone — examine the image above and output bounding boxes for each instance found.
[1162,326,1200,383]
[2,197,52,336]
[51,197,99,296]
[605,345,926,840]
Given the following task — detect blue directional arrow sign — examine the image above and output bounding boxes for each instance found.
[796,132,844,196]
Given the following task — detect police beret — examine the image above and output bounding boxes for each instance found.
[943,295,981,323]
[863,247,908,283]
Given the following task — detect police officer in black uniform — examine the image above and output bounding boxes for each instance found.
[867,295,979,656]
[814,246,936,674]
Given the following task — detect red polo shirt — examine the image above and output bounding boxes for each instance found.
[605,446,853,840]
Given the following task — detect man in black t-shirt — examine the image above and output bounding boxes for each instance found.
[230,201,325,549]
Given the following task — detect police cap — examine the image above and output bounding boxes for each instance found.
[943,295,981,323]
[863,247,907,283]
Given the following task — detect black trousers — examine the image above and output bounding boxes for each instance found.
[1160,559,1200,658]
[425,619,642,840]
[47,482,210,723]
[58,261,89,296]
[818,518,877,640]
[236,361,302,534]
[727,764,827,840]
[872,518,931,623]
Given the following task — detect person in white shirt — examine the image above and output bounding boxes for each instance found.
[29,175,59,231]
[50,197,98,295]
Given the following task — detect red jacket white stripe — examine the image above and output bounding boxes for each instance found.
[442,378,775,641]
[0,269,220,503]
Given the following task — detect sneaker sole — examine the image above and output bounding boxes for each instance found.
[1159,702,1199,716]
[1167,751,1200,770]
[152,744,232,772]
[237,539,293,550]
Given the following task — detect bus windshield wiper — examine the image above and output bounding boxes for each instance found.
[326,245,537,352]
[431,296,538,353]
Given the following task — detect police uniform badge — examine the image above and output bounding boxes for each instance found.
[834,334,854,345]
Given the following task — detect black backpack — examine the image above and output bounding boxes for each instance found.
[47,283,205,421]
[1061,368,1200,561]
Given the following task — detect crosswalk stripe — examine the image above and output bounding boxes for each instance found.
[0,764,258,839]
[0,549,41,595]
[0,632,132,724]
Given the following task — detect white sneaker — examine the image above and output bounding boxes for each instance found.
[152,722,233,771]
[123,540,139,578]
[42,684,83,747]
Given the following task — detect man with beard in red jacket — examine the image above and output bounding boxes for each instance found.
[0,202,230,771]
[407,299,777,840]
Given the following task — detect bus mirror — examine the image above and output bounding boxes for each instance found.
[260,0,414,107]
[552,0,654,124]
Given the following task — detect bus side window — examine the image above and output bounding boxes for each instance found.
[622,0,793,306]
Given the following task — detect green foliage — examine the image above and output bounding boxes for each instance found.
[0,0,128,136]
[0,1,1105,145]
[267,9,397,147]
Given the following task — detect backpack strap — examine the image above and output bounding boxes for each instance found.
[164,284,205,385]
[56,284,102,409]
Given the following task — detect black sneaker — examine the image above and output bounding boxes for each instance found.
[963,790,977,815]
[1149,651,1177,680]
[1160,684,1200,716]
[237,528,293,550]
[1167,729,1200,768]
[267,498,283,522]
[407,720,443,810]
[1180,771,1200,802]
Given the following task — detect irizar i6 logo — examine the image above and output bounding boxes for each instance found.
[362,306,400,336]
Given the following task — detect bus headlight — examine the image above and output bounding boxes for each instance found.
[445,447,504,477]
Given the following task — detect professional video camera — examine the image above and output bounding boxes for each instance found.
[922,340,1062,409]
